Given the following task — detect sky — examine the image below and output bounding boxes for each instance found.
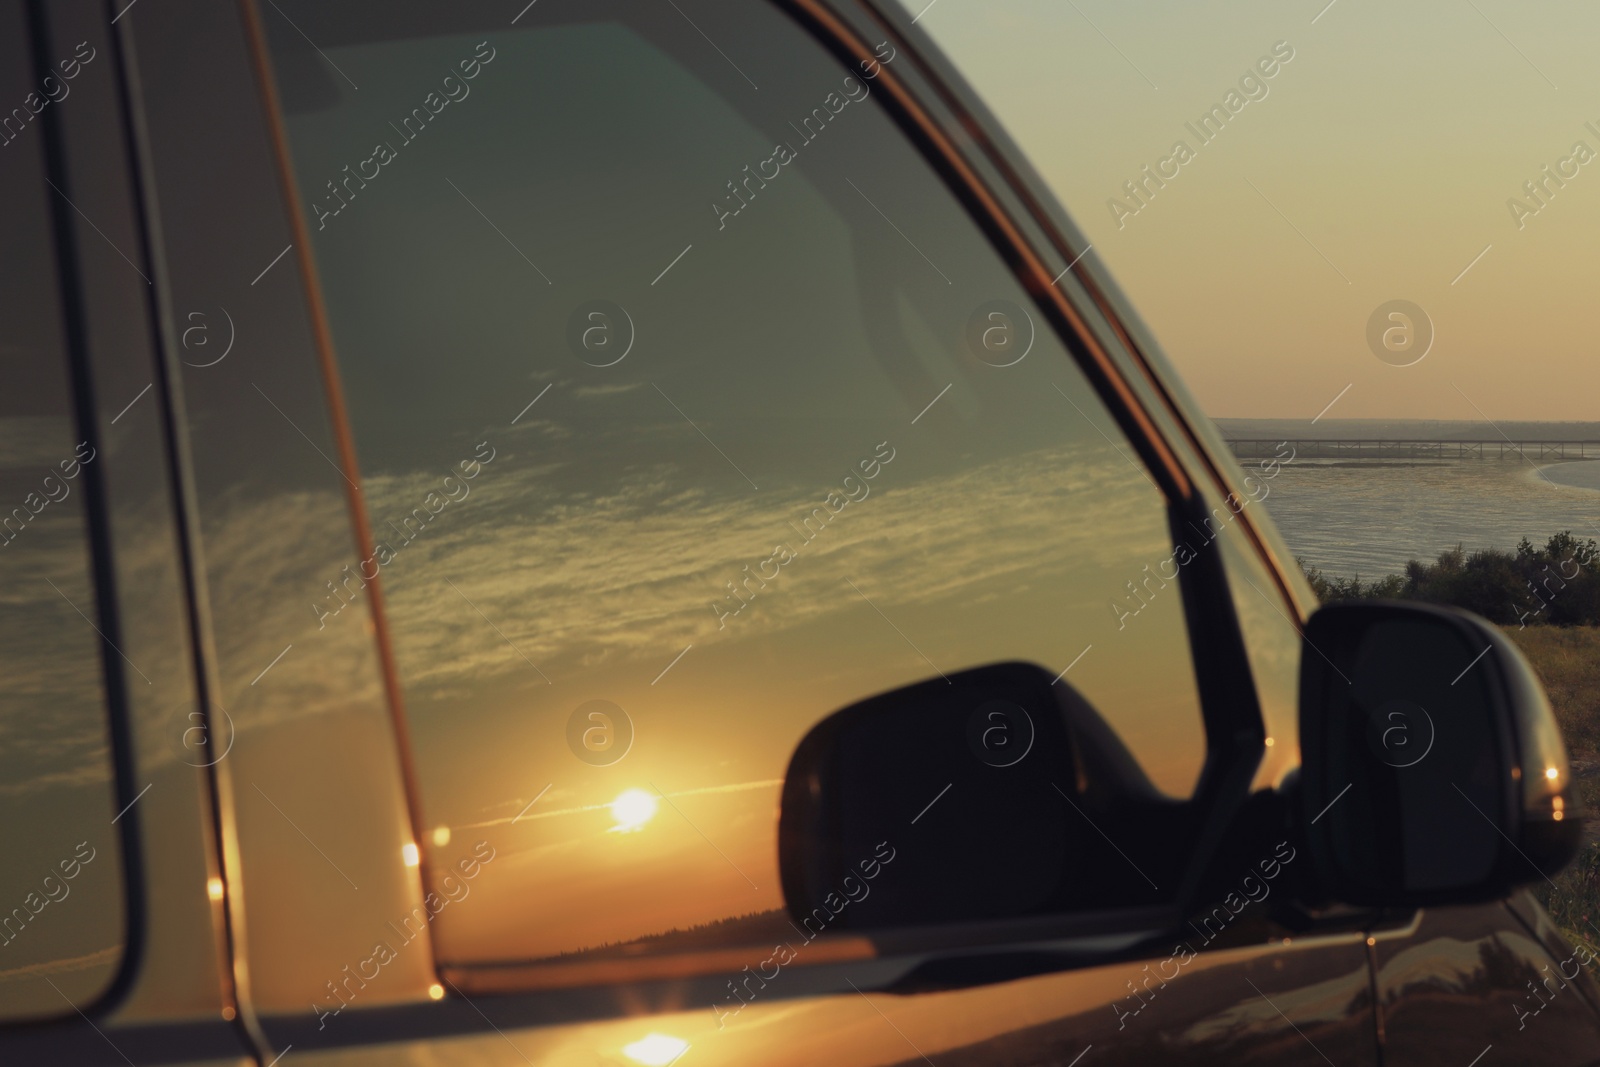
[907,0,1600,422]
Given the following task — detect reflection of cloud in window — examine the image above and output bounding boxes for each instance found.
[369,440,1152,687]
[0,506,114,797]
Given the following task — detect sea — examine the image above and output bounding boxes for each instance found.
[1220,419,1600,580]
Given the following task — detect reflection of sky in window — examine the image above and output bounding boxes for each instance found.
[0,20,126,1004]
[273,14,1208,962]
[0,420,124,1012]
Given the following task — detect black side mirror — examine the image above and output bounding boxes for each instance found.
[777,662,1185,934]
[1299,601,1581,907]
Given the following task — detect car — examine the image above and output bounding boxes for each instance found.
[1,0,1596,1064]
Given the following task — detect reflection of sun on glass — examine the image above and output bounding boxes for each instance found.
[623,1033,689,1065]
[610,788,659,832]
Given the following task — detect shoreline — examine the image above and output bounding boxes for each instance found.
[1266,459,1600,580]
[1534,459,1600,493]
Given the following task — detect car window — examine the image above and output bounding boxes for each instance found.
[263,0,1209,966]
[0,0,126,1019]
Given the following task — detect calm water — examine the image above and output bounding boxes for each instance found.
[1262,458,1600,579]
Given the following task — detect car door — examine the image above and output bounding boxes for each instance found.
[116,0,1381,1065]
[1372,897,1600,1065]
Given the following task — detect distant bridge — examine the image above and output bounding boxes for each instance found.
[1226,438,1600,461]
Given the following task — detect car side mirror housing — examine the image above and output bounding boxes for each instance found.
[1298,601,1582,907]
[777,662,1183,934]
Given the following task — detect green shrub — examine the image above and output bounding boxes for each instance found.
[1300,531,1600,628]
[1536,841,1600,954]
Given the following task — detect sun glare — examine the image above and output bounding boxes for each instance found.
[611,788,659,832]
[622,1033,689,1065]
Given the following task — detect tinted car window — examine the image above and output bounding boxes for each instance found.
[264,0,1208,965]
[0,0,125,1018]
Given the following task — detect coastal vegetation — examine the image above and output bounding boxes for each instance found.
[1301,531,1600,628]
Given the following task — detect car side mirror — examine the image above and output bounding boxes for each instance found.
[777,661,1184,934]
[1298,601,1582,907]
